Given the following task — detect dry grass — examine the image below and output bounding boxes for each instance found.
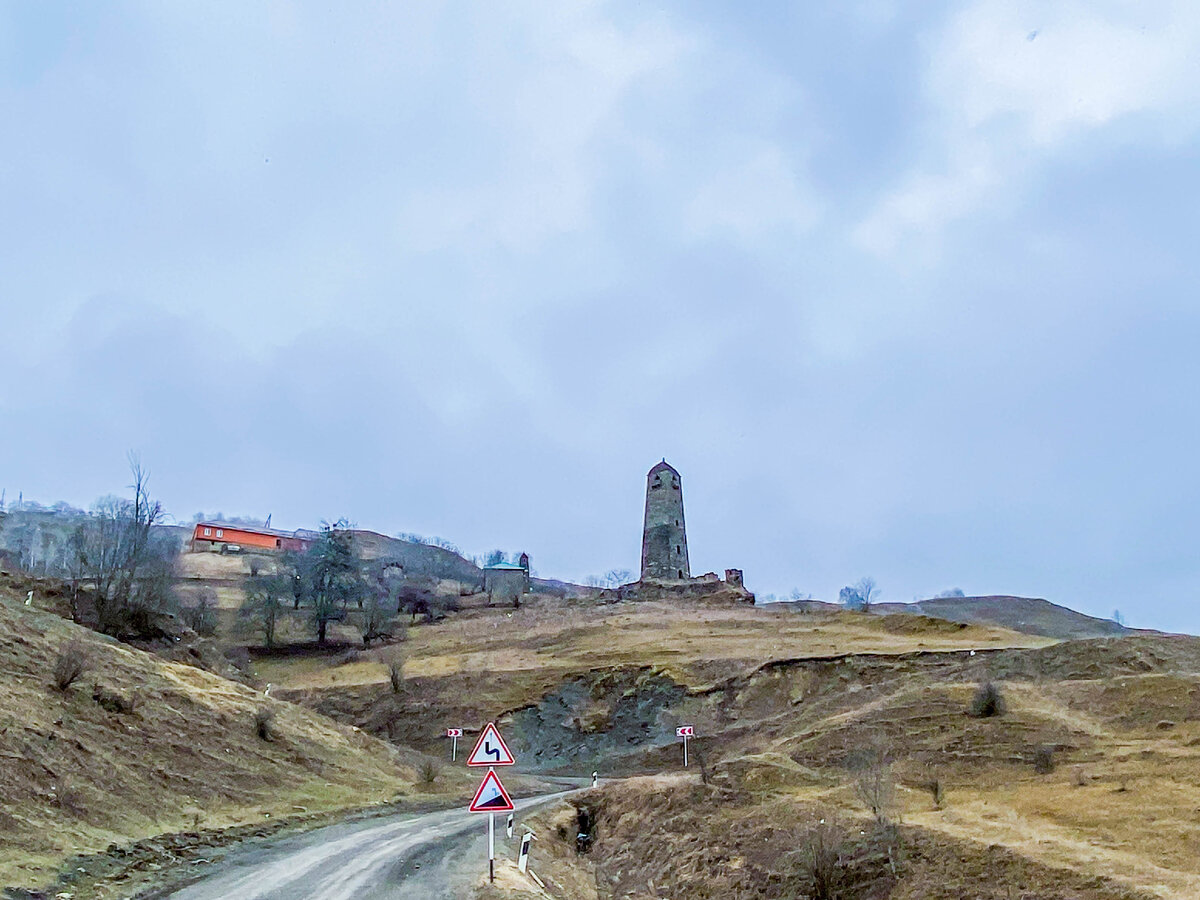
[0,586,468,890]
[256,600,1046,693]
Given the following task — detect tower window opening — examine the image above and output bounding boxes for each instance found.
[676,545,681,554]
[678,569,684,578]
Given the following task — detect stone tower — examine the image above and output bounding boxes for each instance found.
[641,460,689,580]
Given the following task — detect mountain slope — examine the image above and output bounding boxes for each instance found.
[874,595,1133,640]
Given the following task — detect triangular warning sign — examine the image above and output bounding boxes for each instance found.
[469,768,515,812]
[466,722,516,767]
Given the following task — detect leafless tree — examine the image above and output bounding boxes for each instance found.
[69,455,176,635]
[240,573,289,648]
[182,588,218,635]
[853,743,895,826]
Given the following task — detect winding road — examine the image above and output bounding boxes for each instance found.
[158,791,572,900]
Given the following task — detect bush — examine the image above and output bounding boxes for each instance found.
[418,760,439,788]
[968,681,1005,718]
[182,590,218,636]
[798,820,846,900]
[52,638,90,692]
[54,777,87,817]
[920,769,945,809]
[255,707,276,741]
[1033,745,1056,774]
[92,683,140,714]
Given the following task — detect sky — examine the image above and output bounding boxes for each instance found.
[3,2,1200,631]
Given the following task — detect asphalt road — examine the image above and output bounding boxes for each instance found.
[160,791,572,900]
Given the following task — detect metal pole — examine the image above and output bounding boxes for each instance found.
[684,735,689,767]
[452,735,457,761]
[488,813,495,882]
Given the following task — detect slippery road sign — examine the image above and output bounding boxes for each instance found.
[467,722,516,767]
[469,768,515,812]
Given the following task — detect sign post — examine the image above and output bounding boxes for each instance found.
[447,727,463,761]
[676,726,694,767]
[467,723,517,884]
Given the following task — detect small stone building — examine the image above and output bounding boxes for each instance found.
[484,562,528,607]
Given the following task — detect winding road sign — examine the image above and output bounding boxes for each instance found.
[467,722,516,767]
[469,769,515,813]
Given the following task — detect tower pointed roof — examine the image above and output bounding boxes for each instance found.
[648,459,679,476]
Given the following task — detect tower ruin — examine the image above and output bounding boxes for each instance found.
[641,460,689,580]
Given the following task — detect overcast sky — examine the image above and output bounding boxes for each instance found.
[3,2,1199,631]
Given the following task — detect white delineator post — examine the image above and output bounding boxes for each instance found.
[518,831,532,873]
[488,808,495,883]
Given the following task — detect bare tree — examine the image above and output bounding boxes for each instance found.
[854,577,878,611]
[358,589,394,647]
[69,456,176,635]
[853,743,895,826]
[181,588,218,636]
[240,573,289,648]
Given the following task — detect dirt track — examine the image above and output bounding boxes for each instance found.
[155,791,571,900]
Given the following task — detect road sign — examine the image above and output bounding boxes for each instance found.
[447,728,463,737]
[467,722,516,767]
[469,768,515,813]
[447,728,463,761]
[676,725,694,767]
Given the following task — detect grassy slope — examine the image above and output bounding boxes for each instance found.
[0,583,471,891]
[258,598,1200,899]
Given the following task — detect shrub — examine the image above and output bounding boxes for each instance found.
[182,590,218,636]
[798,820,846,900]
[255,707,276,741]
[418,760,439,788]
[92,683,139,714]
[968,681,1005,718]
[52,638,90,692]
[389,658,404,694]
[1033,745,1056,774]
[54,777,86,817]
[920,771,945,809]
[852,745,894,826]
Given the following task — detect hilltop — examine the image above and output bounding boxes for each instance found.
[874,595,1134,640]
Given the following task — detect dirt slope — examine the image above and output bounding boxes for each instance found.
[0,583,454,891]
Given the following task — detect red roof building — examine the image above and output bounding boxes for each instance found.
[190,522,315,554]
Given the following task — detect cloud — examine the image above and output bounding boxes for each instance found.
[856,0,1200,256]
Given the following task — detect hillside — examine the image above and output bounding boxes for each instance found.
[874,595,1133,640]
[250,598,1200,899]
[0,576,468,893]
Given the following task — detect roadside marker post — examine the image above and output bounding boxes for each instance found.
[518,831,532,873]
[446,728,462,761]
[676,726,694,767]
[592,771,598,788]
[467,723,517,884]
[506,813,514,839]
